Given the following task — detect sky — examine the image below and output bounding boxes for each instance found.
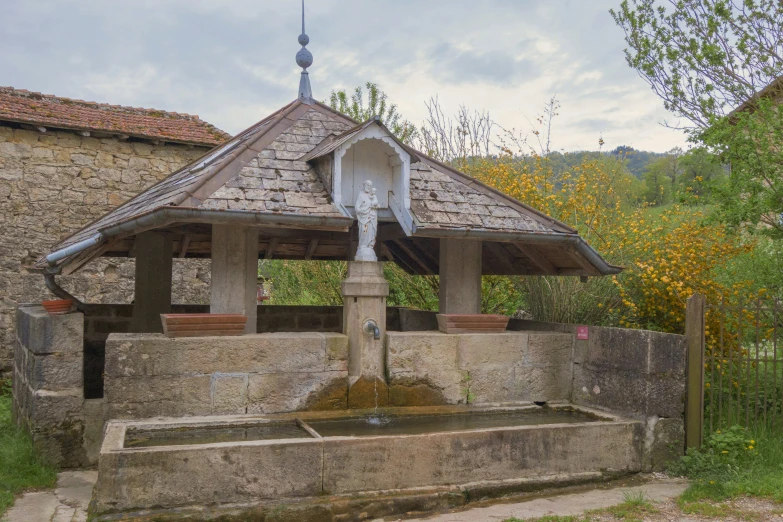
[0,0,690,153]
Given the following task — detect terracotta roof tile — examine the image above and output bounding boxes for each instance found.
[0,86,230,146]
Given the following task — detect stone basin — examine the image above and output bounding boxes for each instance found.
[91,404,644,520]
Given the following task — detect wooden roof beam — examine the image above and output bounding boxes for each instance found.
[305,239,319,260]
[514,243,558,275]
[383,241,423,275]
[485,242,519,274]
[264,238,279,260]
[566,247,601,276]
[178,234,192,258]
[393,239,436,274]
[379,243,395,262]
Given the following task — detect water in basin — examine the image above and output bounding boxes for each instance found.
[307,408,602,438]
[125,422,311,448]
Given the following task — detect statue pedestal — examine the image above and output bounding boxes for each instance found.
[342,261,389,408]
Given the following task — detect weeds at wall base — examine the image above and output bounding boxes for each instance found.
[0,379,57,515]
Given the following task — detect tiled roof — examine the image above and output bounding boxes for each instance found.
[409,162,558,233]
[35,98,619,276]
[0,86,230,146]
[200,108,351,216]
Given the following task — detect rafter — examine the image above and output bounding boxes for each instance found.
[392,239,435,274]
[383,241,422,274]
[264,238,279,260]
[178,234,192,258]
[485,242,518,274]
[305,239,319,260]
[514,243,558,275]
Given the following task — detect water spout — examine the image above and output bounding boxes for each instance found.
[363,319,381,340]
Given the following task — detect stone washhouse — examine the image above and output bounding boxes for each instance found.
[12,16,689,522]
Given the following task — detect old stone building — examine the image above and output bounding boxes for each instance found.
[0,87,230,375]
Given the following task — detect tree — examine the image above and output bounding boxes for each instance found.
[643,157,671,206]
[328,82,418,143]
[611,0,783,129]
[612,0,783,235]
[677,147,726,201]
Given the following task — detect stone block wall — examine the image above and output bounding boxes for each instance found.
[14,304,686,471]
[509,319,687,470]
[13,306,90,468]
[81,305,434,399]
[104,332,349,419]
[386,331,574,406]
[0,122,214,377]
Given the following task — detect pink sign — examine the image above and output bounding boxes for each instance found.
[577,326,589,340]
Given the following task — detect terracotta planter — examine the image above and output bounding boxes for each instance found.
[436,314,509,334]
[41,299,74,315]
[160,314,248,338]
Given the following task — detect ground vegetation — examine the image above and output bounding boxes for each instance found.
[0,379,56,515]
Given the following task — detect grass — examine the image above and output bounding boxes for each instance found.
[0,379,57,515]
[503,492,657,522]
[672,423,783,505]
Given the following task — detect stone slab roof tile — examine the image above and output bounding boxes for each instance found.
[408,160,554,234]
[195,109,349,218]
[0,86,230,146]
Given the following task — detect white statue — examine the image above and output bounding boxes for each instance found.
[355,180,379,261]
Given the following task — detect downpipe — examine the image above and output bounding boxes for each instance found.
[44,274,86,312]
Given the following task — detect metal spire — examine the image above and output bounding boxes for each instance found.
[296,0,313,102]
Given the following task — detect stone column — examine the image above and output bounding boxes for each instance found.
[342,261,389,408]
[210,225,258,334]
[14,305,87,467]
[132,231,173,333]
[439,238,483,314]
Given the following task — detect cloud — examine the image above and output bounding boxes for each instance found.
[427,42,539,85]
[0,0,688,153]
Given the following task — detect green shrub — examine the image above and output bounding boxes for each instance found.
[670,425,758,478]
[672,424,783,503]
[0,379,57,514]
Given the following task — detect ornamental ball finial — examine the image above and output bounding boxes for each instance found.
[298,33,309,46]
[296,47,313,70]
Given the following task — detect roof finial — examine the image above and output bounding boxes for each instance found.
[296,0,313,103]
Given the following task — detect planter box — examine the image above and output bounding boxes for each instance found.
[436,314,509,334]
[160,314,247,337]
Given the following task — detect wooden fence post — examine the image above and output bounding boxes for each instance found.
[685,293,706,450]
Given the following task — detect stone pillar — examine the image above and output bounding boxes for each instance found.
[14,305,87,468]
[132,231,173,333]
[438,238,482,314]
[342,261,389,408]
[210,225,258,334]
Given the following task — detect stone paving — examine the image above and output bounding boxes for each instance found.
[2,471,96,522]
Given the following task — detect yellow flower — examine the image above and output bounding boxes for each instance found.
[722,450,729,454]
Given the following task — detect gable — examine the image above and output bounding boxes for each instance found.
[198,109,351,216]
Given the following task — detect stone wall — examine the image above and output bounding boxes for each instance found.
[14,304,686,470]
[13,306,91,468]
[509,319,687,470]
[0,122,214,376]
[82,305,435,399]
[104,332,349,419]
[386,331,573,406]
